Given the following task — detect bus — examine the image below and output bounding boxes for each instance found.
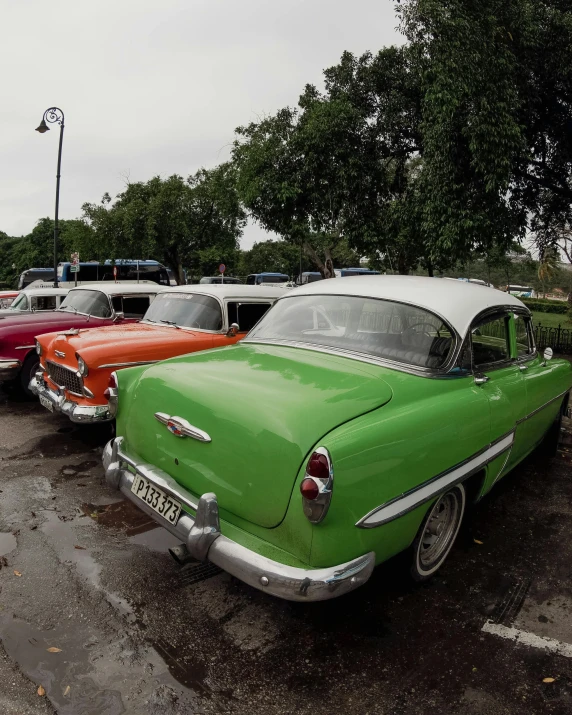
[57,260,171,285]
[18,268,55,289]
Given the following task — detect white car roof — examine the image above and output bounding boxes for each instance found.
[158,285,288,299]
[21,287,70,296]
[67,283,162,295]
[287,275,525,336]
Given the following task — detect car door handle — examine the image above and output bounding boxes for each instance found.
[519,364,528,372]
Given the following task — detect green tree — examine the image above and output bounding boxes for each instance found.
[233,90,389,277]
[82,165,246,283]
[238,240,305,278]
[397,0,572,261]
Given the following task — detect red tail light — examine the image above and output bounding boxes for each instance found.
[300,478,320,500]
[108,372,117,389]
[306,452,329,480]
[300,448,333,524]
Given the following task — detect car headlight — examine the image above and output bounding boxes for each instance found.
[35,341,42,356]
[76,354,88,377]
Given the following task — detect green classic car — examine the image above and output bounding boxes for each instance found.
[102,276,572,601]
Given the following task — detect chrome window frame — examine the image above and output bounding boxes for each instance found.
[513,308,537,364]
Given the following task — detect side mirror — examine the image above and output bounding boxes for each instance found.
[114,311,125,322]
[226,322,239,337]
[543,347,553,363]
[474,373,490,386]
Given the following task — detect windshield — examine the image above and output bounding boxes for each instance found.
[142,293,223,330]
[59,290,112,318]
[247,295,455,369]
[9,293,28,311]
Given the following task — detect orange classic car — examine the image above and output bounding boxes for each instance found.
[31,284,286,423]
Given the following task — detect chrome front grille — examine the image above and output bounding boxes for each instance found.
[46,360,83,395]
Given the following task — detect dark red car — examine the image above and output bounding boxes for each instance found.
[0,283,161,394]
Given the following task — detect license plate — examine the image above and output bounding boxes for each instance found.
[39,395,54,412]
[131,474,182,525]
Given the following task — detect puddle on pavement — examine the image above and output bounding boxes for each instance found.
[82,499,157,535]
[11,425,111,459]
[0,616,206,714]
[0,532,17,556]
[129,527,181,553]
[82,498,182,553]
[57,460,99,481]
[40,510,137,624]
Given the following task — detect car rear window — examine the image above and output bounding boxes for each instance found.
[247,295,455,369]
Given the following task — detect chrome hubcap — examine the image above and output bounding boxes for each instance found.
[419,491,461,568]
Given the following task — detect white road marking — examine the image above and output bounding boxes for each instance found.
[482,621,572,658]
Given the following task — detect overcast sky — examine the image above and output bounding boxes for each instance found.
[1,0,402,251]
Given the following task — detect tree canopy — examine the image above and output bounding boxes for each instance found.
[81,165,246,283]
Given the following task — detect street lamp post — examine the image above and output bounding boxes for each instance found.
[35,107,65,288]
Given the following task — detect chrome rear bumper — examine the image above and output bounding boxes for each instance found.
[29,372,113,423]
[0,359,21,381]
[102,437,375,602]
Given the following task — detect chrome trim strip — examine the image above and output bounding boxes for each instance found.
[97,360,159,369]
[14,345,35,350]
[356,432,515,529]
[155,412,212,442]
[491,447,513,487]
[515,389,569,425]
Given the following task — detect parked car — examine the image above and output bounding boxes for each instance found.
[0,288,69,317]
[102,276,571,602]
[246,272,289,285]
[0,291,19,309]
[199,276,242,285]
[297,272,323,284]
[0,284,161,394]
[31,285,286,423]
[334,267,382,277]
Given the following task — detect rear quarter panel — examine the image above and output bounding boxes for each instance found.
[303,373,491,568]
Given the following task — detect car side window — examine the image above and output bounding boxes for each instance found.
[31,296,57,311]
[472,314,510,368]
[112,296,151,318]
[227,302,272,332]
[514,314,534,357]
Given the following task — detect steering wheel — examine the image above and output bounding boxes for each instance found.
[402,321,440,348]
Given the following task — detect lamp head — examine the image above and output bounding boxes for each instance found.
[35,119,49,134]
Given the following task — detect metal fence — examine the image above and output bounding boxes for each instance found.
[534,323,572,353]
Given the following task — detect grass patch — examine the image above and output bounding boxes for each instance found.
[531,311,572,329]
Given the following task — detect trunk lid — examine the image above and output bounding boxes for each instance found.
[121,343,393,528]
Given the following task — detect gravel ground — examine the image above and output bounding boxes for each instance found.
[0,383,571,714]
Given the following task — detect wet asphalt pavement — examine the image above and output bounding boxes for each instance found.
[0,385,572,714]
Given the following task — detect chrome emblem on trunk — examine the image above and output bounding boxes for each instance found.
[155,412,211,442]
